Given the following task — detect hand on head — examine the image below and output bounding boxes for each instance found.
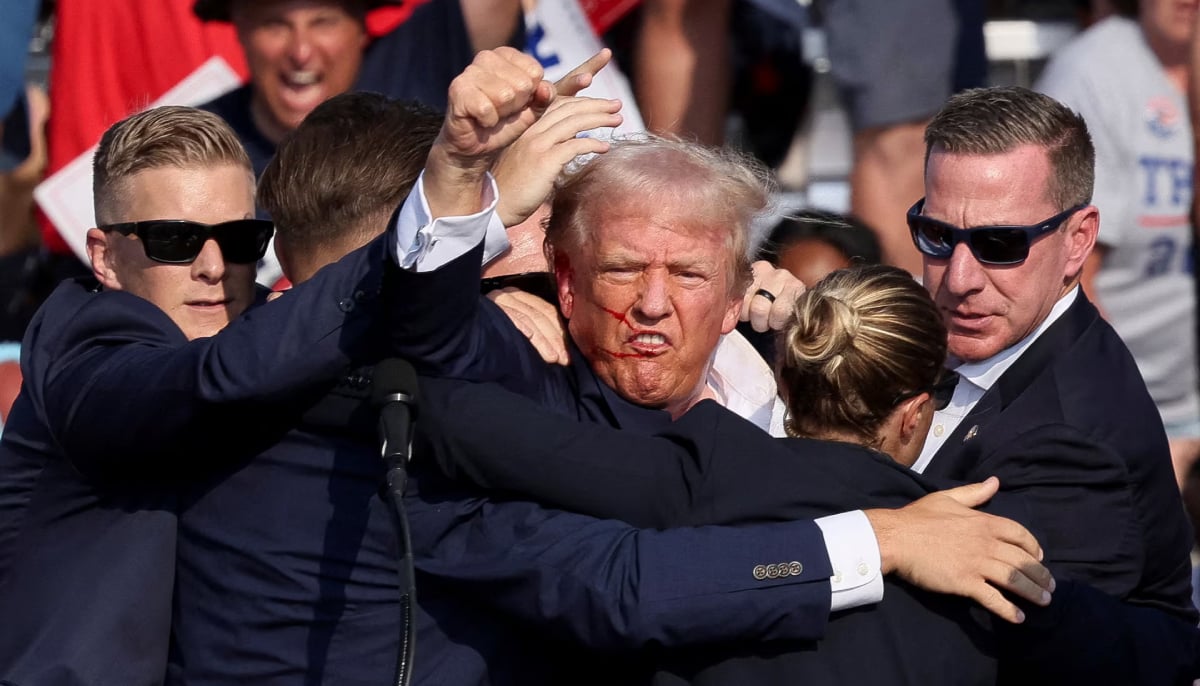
[493,49,622,227]
[493,94,622,227]
[425,48,622,221]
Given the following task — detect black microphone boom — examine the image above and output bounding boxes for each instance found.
[370,358,420,686]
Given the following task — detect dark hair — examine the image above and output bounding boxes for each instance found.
[925,86,1094,210]
[778,264,947,446]
[195,0,386,22]
[258,92,443,260]
[757,209,882,266]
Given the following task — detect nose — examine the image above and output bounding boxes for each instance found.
[942,240,985,296]
[191,238,228,284]
[633,270,673,321]
[285,27,314,65]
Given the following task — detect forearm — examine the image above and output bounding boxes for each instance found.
[408,475,837,650]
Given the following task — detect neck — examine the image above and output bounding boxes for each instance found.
[667,383,718,420]
[249,93,292,145]
[1144,28,1190,93]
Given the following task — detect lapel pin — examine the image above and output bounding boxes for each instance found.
[963,425,979,443]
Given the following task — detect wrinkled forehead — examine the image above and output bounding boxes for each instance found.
[584,203,737,262]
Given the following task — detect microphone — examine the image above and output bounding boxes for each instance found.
[372,358,420,469]
[370,358,419,686]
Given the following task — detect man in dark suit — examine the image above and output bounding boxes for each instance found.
[907,86,1195,619]
[415,375,1200,684]
[0,105,410,685]
[379,46,1061,627]
[161,53,1050,684]
[168,88,846,685]
[0,65,891,685]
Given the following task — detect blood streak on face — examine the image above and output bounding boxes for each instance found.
[599,307,650,358]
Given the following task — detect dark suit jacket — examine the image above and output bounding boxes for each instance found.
[0,232,396,686]
[390,241,846,644]
[924,294,1195,621]
[419,376,1200,685]
[0,219,832,685]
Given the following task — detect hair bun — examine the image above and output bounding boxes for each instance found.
[787,291,861,375]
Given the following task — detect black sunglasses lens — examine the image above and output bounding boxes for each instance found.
[212,221,272,264]
[969,228,1028,265]
[142,223,207,263]
[910,217,955,258]
[930,372,959,411]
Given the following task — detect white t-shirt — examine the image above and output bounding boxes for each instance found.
[1037,16,1198,428]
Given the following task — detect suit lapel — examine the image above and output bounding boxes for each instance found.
[926,295,1098,479]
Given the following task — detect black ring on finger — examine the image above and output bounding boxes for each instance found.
[754,288,777,303]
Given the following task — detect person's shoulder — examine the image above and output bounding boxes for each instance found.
[370,0,463,51]
[197,84,253,119]
[28,279,182,350]
[1042,16,1142,76]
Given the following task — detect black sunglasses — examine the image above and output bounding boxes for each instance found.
[894,370,960,412]
[99,219,274,265]
[907,198,1086,265]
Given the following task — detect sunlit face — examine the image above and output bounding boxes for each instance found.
[233,0,368,142]
[1140,0,1198,58]
[555,204,742,417]
[88,164,258,340]
[921,144,1094,362]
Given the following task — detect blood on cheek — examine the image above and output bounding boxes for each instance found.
[598,306,650,359]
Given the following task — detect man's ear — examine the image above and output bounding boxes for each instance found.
[86,228,123,290]
[1063,205,1099,279]
[553,250,575,319]
[721,293,741,335]
[273,238,293,284]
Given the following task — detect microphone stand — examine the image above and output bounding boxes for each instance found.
[378,392,417,686]
[382,451,416,686]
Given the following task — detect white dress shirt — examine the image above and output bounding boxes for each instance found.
[913,287,1081,473]
[390,171,883,611]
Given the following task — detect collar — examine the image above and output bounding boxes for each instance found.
[708,331,783,434]
[953,286,1079,391]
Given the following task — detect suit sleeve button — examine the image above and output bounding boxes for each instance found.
[752,564,768,580]
[788,561,803,576]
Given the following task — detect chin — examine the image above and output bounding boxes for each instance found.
[180,318,231,341]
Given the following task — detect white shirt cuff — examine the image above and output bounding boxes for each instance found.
[815,510,884,611]
[391,170,509,271]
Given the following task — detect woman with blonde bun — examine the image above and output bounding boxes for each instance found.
[778,264,957,467]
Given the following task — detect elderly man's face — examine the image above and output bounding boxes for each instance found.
[555,204,742,417]
[922,144,1094,362]
[233,0,367,141]
[87,164,259,340]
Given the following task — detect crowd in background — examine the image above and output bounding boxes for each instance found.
[1,0,1199,683]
